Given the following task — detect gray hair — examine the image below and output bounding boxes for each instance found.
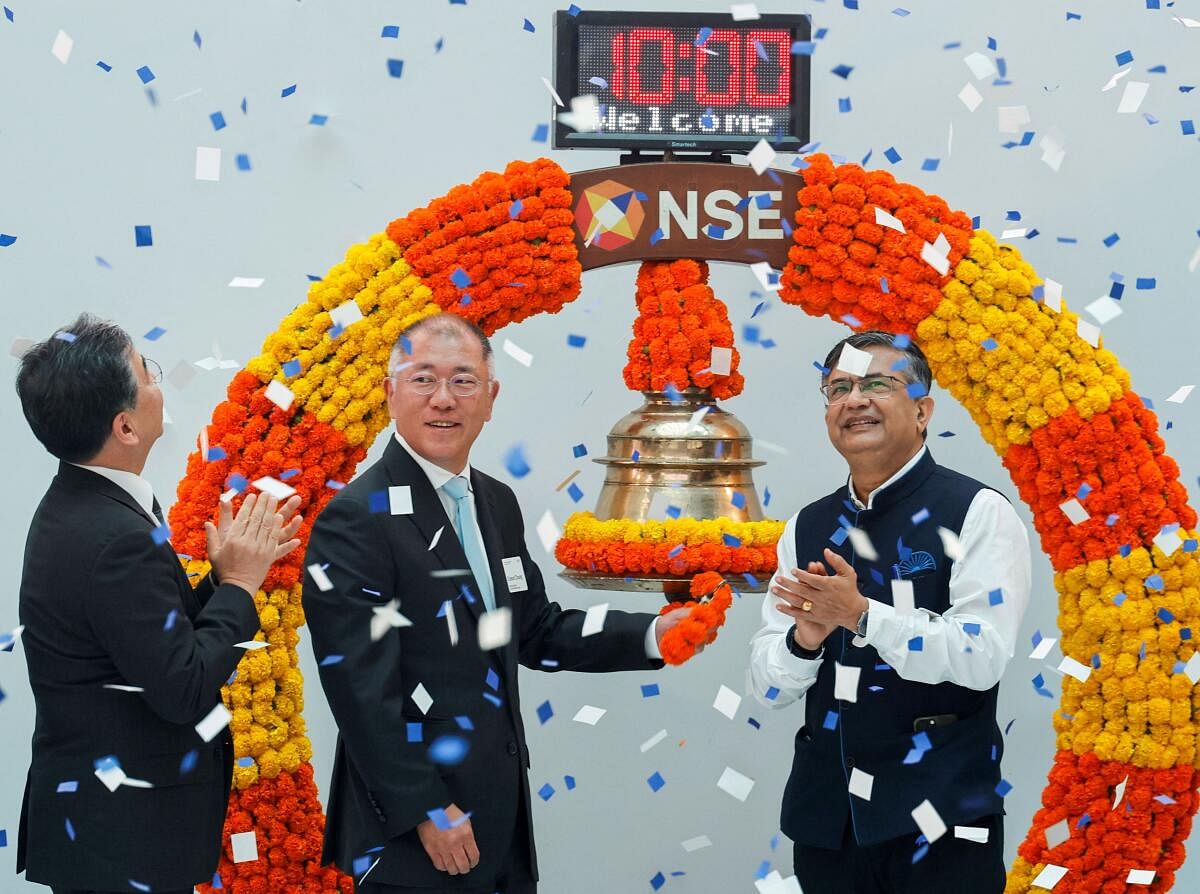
[821,330,933,395]
[388,314,496,378]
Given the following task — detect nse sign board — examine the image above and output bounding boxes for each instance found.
[570,162,802,270]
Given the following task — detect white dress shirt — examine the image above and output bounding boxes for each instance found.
[392,433,663,659]
[70,462,159,525]
[748,446,1031,706]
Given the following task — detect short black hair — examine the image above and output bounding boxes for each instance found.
[389,314,495,376]
[16,313,138,463]
[821,330,933,440]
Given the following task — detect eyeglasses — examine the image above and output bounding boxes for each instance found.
[400,372,488,397]
[143,356,163,384]
[819,374,908,406]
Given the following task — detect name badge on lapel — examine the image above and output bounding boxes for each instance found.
[502,556,528,593]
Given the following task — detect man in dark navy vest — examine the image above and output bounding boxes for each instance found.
[749,331,1030,894]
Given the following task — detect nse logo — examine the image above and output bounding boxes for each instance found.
[574,177,785,251]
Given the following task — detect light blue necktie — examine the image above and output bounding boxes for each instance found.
[441,475,496,612]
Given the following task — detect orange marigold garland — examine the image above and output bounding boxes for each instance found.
[623,258,745,399]
[656,572,735,665]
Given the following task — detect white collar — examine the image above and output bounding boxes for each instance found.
[393,432,472,493]
[70,462,158,524]
[847,445,928,510]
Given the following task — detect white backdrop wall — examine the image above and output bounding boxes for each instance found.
[2,1,1199,891]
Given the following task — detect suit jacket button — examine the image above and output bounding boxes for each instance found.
[507,741,519,756]
[845,756,855,768]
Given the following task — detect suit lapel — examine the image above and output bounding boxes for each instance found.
[382,440,486,627]
[471,470,520,678]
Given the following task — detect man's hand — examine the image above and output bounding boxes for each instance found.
[205,493,303,595]
[782,548,870,634]
[417,804,480,875]
[654,606,693,650]
[771,560,839,650]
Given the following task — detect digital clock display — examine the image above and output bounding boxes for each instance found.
[554,11,810,152]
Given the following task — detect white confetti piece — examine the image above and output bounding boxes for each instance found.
[834,662,860,703]
[910,799,947,843]
[834,343,873,377]
[1117,81,1149,114]
[1112,774,1128,810]
[1029,636,1057,661]
[1126,870,1156,885]
[1042,278,1063,312]
[234,640,269,651]
[921,240,950,275]
[997,105,1031,134]
[716,766,755,802]
[264,379,294,412]
[1085,296,1122,324]
[1057,655,1091,683]
[95,762,127,792]
[228,276,265,289]
[582,602,609,637]
[411,682,433,715]
[536,509,560,554]
[749,261,782,292]
[253,476,296,501]
[1101,68,1132,92]
[747,138,776,175]
[1059,499,1089,525]
[937,526,965,561]
[709,346,733,377]
[681,835,713,852]
[1031,864,1068,889]
[195,146,221,181]
[848,767,874,800]
[1044,818,1069,849]
[572,705,607,725]
[1154,526,1183,557]
[195,703,232,742]
[730,2,760,21]
[874,207,906,232]
[1184,653,1200,685]
[847,528,878,561]
[958,82,983,112]
[478,607,512,650]
[428,526,444,551]
[329,299,363,331]
[1166,385,1194,404]
[102,684,145,693]
[502,338,533,367]
[1173,15,1200,27]
[963,52,996,80]
[955,825,990,843]
[1076,319,1101,347]
[640,729,668,752]
[308,563,333,592]
[755,872,803,894]
[713,685,741,720]
[891,579,914,615]
[540,76,564,107]
[388,485,413,515]
[231,830,259,863]
[51,30,73,64]
[443,600,459,645]
[370,600,412,641]
[1000,229,1027,240]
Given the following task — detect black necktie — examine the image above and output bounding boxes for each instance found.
[151,497,165,527]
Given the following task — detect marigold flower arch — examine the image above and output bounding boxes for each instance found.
[176,155,1199,893]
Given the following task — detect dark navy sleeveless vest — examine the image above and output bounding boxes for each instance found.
[781,449,1005,849]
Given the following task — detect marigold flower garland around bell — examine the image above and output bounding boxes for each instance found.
[658,572,736,665]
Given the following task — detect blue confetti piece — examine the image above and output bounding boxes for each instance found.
[1183,120,1196,135]
[387,58,405,78]
[326,479,345,491]
[722,533,742,548]
[531,123,549,142]
[406,722,423,743]
[209,111,226,131]
[988,588,1004,606]
[522,17,535,32]
[1115,49,1134,66]
[567,3,582,14]
[570,443,588,459]
[151,521,171,546]
[631,449,640,463]
[455,715,474,731]
[912,509,930,529]
[427,808,453,830]
[234,152,252,171]
[822,710,838,730]
[963,622,982,636]
[981,338,998,351]
[792,40,816,55]
[566,482,584,504]
[319,654,344,667]
[921,158,939,172]
[763,487,771,507]
[281,84,297,98]
[665,505,682,520]
[695,26,713,47]
[3,6,12,22]
[1158,607,1175,623]
[143,326,167,341]
[641,683,660,698]
[482,692,503,709]
[1103,232,1120,247]
[731,491,746,510]
[428,735,470,765]
[504,444,531,478]
[134,225,154,247]
[667,544,683,559]
[205,446,226,461]
[1135,277,1156,290]
[838,97,852,113]
[164,608,178,631]
[907,636,924,652]
[486,668,500,691]
[903,748,924,764]
[705,224,726,239]
[381,24,399,38]
[911,843,929,864]
[508,198,524,220]
[1146,574,1165,591]
[651,871,666,890]
[905,382,928,399]
[281,358,303,378]
[56,780,79,793]
[648,227,664,246]
[564,774,576,790]
[883,146,902,164]
[367,490,390,513]
[96,60,113,72]
[180,750,198,775]
[831,64,853,79]
[538,783,555,801]
[563,333,588,349]
[995,779,1013,797]
[307,113,328,126]
[536,700,553,724]
[1113,592,1127,606]
[893,7,910,15]
[136,65,155,84]
[236,756,255,768]
[844,0,859,7]
[841,313,863,328]
[647,771,665,792]
[747,717,761,730]
[450,267,471,288]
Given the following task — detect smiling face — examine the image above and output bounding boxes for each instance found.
[823,345,932,472]
[384,327,499,475]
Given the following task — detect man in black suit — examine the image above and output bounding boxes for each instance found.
[14,314,303,894]
[304,314,688,893]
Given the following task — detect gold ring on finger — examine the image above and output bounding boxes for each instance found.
[801,600,813,612]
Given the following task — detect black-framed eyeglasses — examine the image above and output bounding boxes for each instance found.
[819,374,908,406]
[399,372,488,397]
[143,356,163,384]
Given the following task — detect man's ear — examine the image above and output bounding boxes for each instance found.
[915,395,934,432]
[110,410,136,447]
